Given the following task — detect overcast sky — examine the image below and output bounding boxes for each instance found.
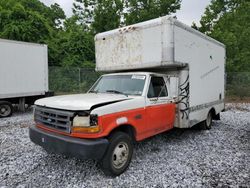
[41,0,211,26]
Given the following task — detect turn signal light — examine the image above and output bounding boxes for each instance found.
[71,126,100,133]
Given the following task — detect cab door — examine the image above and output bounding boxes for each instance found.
[145,76,176,136]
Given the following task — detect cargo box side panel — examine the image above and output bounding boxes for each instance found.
[95,23,164,71]
[0,40,48,99]
[174,24,225,126]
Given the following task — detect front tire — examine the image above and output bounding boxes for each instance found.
[0,101,13,118]
[100,132,133,176]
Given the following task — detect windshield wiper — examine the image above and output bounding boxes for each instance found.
[105,90,128,97]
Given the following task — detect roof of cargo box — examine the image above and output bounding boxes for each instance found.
[95,16,225,48]
[0,38,47,47]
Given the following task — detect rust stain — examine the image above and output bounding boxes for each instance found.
[96,27,143,69]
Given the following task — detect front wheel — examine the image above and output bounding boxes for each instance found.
[100,132,133,176]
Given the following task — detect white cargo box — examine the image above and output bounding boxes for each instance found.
[95,16,225,71]
[0,39,48,99]
[95,16,226,128]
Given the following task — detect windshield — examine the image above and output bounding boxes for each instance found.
[89,74,146,96]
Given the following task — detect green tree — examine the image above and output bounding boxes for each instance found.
[124,0,181,25]
[196,0,250,72]
[0,0,65,43]
[48,16,95,67]
[73,0,123,33]
[92,0,123,33]
[73,0,181,33]
[49,3,66,28]
[198,0,240,34]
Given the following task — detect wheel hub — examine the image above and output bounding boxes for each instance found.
[0,105,11,116]
[112,142,129,169]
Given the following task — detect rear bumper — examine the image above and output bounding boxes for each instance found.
[29,125,109,160]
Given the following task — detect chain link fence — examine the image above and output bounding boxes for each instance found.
[49,67,250,98]
[49,67,102,94]
[226,72,250,99]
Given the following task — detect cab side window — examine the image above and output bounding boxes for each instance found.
[147,76,168,98]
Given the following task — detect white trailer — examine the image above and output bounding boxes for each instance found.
[0,39,52,117]
[95,16,225,128]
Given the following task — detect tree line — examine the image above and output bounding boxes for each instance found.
[0,0,249,72]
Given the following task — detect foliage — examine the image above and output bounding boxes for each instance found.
[124,0,181,25]
[48,16,95,67]
[226,72,250,99]
[0,0,65,42]
[73,0,124,34]
[195,0,250,72]
[198,0,240,34]
[73,0,181,33]
[92,0,123,33]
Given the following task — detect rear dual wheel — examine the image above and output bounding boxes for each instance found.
[200,110,213,130]
[0,101,13,118]
[100,132,133,176]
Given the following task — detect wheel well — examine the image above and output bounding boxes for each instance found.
[109,125,136,142]
[210,108,216,119]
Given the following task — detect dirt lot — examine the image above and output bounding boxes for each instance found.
[0,103,249,188]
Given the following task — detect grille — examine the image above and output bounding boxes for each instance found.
[34,106,74,133]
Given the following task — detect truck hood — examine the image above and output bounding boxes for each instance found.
[35,93,131,111]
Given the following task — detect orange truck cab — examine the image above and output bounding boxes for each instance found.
[29,16,225,176]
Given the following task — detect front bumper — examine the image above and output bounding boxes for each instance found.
[29,125,109,160]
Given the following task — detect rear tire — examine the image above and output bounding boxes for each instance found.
[100,132,133,176]
[200,110,213,130]
[0,101,13,118]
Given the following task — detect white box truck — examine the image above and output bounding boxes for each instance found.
[0,39,52,117]
[29,16,225,176]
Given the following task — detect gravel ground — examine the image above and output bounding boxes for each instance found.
[0,104,249,188]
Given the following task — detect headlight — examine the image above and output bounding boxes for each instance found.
[73,115,90,127]
[72,114,100,133]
